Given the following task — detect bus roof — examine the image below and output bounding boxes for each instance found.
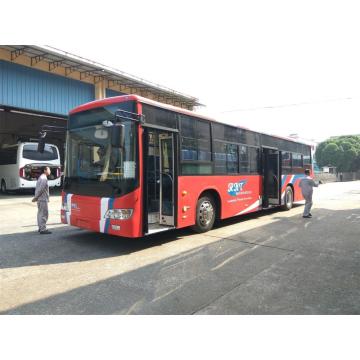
[69,95,309,147]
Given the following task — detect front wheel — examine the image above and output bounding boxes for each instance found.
[281,186,293,210]
[192,195,216,233]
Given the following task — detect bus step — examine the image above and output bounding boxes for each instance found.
[147,224,173,235]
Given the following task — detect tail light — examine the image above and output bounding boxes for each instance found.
[56,167,61,178]
[19,167,25,178]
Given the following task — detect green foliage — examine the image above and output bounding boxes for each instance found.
[315,135,360,172]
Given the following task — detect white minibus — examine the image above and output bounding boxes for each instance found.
[0,142,61,192]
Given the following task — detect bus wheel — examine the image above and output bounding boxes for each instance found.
[192,195,216,233]
[1,180,6,194]
[282,186,293,210]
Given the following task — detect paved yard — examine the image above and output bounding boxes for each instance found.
[0,182,359,314]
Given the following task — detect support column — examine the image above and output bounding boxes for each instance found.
[95,80,106,99]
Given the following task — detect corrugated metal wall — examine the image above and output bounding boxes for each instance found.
[0,60,95,115]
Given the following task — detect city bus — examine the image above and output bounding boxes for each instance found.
[61,95,312,237]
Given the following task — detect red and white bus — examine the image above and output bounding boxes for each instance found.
[61,95,312,237]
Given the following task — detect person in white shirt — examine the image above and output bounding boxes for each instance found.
[32,166,51,234]
[299,169,318,218]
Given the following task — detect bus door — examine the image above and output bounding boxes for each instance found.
[262,148,280,207]
[143,128,176,234]
[159,135,175,226]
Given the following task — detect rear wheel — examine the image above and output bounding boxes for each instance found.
[1,180,7,194]
[192,195,216,233]
[282,186,293,210]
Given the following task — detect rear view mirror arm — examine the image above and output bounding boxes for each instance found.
[37,124,66,153]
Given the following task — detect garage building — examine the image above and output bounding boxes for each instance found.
[0,45,199,163]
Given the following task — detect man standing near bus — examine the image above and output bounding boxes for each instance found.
[299,169,318,218]
[32,166,52,234]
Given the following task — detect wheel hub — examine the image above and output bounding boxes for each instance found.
[287,194,291,205]
[286,189,292,207]
[199,201,214,226]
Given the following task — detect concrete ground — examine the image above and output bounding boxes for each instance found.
[0,181,359,314]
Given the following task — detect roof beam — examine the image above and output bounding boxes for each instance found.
[108,80,129,93]
[64,65,81,76]
[48,60,64,72]
[10,47,26,61]
[80,71,93,80]
[94,75,105,84]
[108,80,122,88]
[30,54,46,66]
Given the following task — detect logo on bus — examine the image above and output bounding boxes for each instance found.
[227,180,247,196]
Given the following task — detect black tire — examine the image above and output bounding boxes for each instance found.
[1,180,6,194]
[282,186,293,210]
[192,195,216,233]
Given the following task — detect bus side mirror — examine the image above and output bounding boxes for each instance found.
[111,124,125,148]
[38,132,46,153]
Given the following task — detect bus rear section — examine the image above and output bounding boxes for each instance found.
[0,142,61,192]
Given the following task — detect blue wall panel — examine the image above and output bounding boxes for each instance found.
[106,88,126,98]
[0,60,95,115]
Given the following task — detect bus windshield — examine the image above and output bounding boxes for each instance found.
[64,103,138,197]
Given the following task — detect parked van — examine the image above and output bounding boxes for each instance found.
[0,142,61,192]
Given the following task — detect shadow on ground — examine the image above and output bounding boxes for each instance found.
[1,207,359,315]
[0,206,289,270]
[0,187,62,198]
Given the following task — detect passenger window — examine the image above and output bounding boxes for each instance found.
[239,145,249,173]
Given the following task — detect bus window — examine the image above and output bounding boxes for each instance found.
[180,116,211,161]
[282,152,292,174]
[249,147,260,174]
[239,145,249,173]
[180,115,212,174]
[181,163,212,175]
[226,143,238,174]
[303,153,311,165]
[214,141,227,173]
[292,153,303,173]
[214,141,240,174]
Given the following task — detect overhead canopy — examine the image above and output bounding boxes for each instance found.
[1,45,201,110]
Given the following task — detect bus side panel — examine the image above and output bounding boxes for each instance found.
[280,174,306,203]
[177,175,262,229]
[61,187,143,238]
[293,175,305,202]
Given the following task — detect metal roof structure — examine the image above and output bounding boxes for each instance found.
[0,45,201,110]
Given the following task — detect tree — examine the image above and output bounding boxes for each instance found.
[315,135,360,172]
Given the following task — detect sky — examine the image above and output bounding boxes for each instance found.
[4,0,360,143]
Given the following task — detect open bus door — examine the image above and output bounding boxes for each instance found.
[143,128,176,235]
[159,135,175,226]
[262,148,280,207]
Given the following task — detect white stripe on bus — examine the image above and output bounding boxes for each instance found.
[99,197,110,233]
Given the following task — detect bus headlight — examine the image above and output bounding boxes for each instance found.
[105,209,133,220]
